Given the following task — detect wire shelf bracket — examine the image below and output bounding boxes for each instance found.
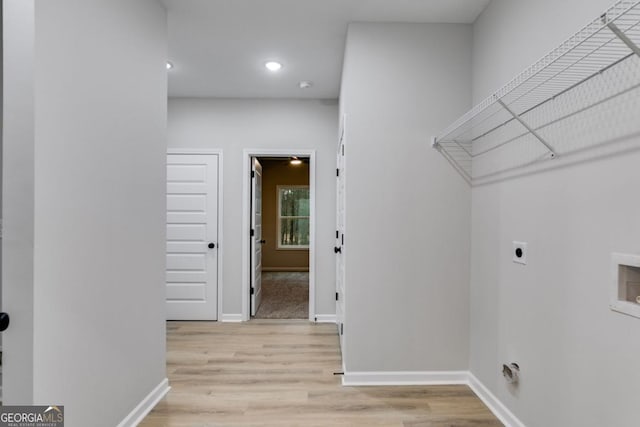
[432,1,640,184]
[605,14,640,56]
[496,99,557,158]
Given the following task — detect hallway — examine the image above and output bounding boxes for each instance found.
[140,321,501,426]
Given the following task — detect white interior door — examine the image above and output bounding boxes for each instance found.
[250,158,263,316]
[166,154,219,320]
[336,121,346,348]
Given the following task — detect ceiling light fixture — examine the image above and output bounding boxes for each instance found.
[290,157,302,166]
[265,61,283,72]
[299,81,313,89]
[166,61,173,70]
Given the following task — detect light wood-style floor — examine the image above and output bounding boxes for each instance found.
[141,320,503,427]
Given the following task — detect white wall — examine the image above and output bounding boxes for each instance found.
[3,0,35,402]
[3,1,168,425]
[168,98,338,317]
[340,23,472,371]
[471,1,640,426]
[0,0,4,320]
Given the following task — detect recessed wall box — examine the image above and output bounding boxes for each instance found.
[610,253,640,319]
[502,363,520,384]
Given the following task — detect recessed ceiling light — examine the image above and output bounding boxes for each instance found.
[299,81,313,89]
[265,61,283,72]
[166,62,173,70]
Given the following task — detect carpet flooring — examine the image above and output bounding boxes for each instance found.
[254,272,309,319]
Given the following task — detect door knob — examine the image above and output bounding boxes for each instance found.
[208,243,215,249]
[259,239,266,244]
[0,312,10,332]
[334,246,342,254]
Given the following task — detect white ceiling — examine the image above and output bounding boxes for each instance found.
[163,0,491,99]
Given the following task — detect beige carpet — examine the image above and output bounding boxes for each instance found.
[254,272,309,319]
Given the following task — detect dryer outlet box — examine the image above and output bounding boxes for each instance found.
[513,241,527,265]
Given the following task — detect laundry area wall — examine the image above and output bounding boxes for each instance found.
[470,0,640,426]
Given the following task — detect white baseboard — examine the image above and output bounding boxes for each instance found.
[220,313,243,322]
[117,378,169,427]
[340,370,526,427]
[314,314,336,323]
[262,267,309,272]
[342,370,468,386]
[468,373,526,427]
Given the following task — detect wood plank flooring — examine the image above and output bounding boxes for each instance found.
[140,320,503,427]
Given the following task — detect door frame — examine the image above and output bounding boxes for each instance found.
[167,148,224,320]
[250,158,263,316]
[242,149,316,322]
[336,114,347,368]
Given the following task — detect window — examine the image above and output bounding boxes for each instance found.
[277,186,310,249]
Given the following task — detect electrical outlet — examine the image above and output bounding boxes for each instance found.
[513,241,527,265]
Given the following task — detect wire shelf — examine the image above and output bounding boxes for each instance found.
[433,0,640,184]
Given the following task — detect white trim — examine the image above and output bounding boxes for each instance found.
[468,373,527,427]
[116,378,169,427]
[339,371,526,427]
[342,371,469,386]
[242,149,317,322]
[167,148,223,155]
[220,313,243,322]
[314,314,336,323]
[335,113,347,364]
[217,151,224,322]
[308,152,317,323]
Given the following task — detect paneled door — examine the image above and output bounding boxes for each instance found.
[336,118,346,349]
[166,153,219,320]
[250,158,263,316]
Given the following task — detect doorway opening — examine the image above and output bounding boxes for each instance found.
[242,150,316,321]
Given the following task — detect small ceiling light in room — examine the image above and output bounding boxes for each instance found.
[299,81,313,89]
[166,61,174,70]
[290,157,302,166]
[265,61,283,72]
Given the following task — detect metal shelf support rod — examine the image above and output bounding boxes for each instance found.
[603,14,640,56]
[496,99,557,158]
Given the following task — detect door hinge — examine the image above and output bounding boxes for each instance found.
[251,170,255,178]
[336,168,339,177]
[336,230,339,239]
[340,323,344,335]
[250,287,255,295]
[335,292,339,301]
[341,234,344,245]
[250,229,255,237]
[342,145,344,156]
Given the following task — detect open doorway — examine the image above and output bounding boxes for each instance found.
[242,149,316,321]
[254,157,309,319]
